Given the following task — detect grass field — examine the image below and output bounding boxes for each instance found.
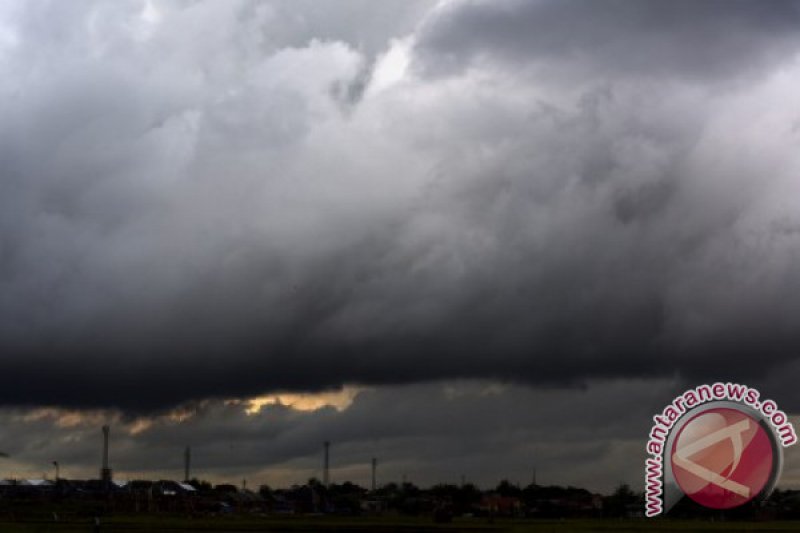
[0,515,798,532]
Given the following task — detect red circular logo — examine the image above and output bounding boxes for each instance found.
[671,407,774,509]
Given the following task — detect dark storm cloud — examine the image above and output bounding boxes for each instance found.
[415,0,800,80]
[0,380,680,491]
[2,0,800,411]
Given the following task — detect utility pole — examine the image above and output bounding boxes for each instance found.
[371,458,377,492]
[100,426,112,484]
[184,446,191,483]
[323,441,330,487]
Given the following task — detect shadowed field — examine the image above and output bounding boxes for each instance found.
[0,516,798,532]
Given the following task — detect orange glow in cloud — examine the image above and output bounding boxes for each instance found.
[244,386,363,415]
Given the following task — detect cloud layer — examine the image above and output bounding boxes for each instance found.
[2,0,800,411]
[0,379,688,492]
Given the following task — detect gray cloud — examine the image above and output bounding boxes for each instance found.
[0,379,682,492]
[3,378,797,492]
[1,0,800,413]
[414,0,800,81]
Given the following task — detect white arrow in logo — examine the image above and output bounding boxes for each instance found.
[672,418,751,498]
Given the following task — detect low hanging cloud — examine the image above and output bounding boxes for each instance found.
[2,0,800,411]
[0,379,686,491]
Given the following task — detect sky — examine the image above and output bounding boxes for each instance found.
[2,0,800,492]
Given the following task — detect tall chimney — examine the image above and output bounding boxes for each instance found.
[184,446,191,482]
[371,457,377,492]
[100,425,112,483]
[323,441,330,487]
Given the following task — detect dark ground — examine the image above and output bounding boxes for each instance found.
[0,516,798,533]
